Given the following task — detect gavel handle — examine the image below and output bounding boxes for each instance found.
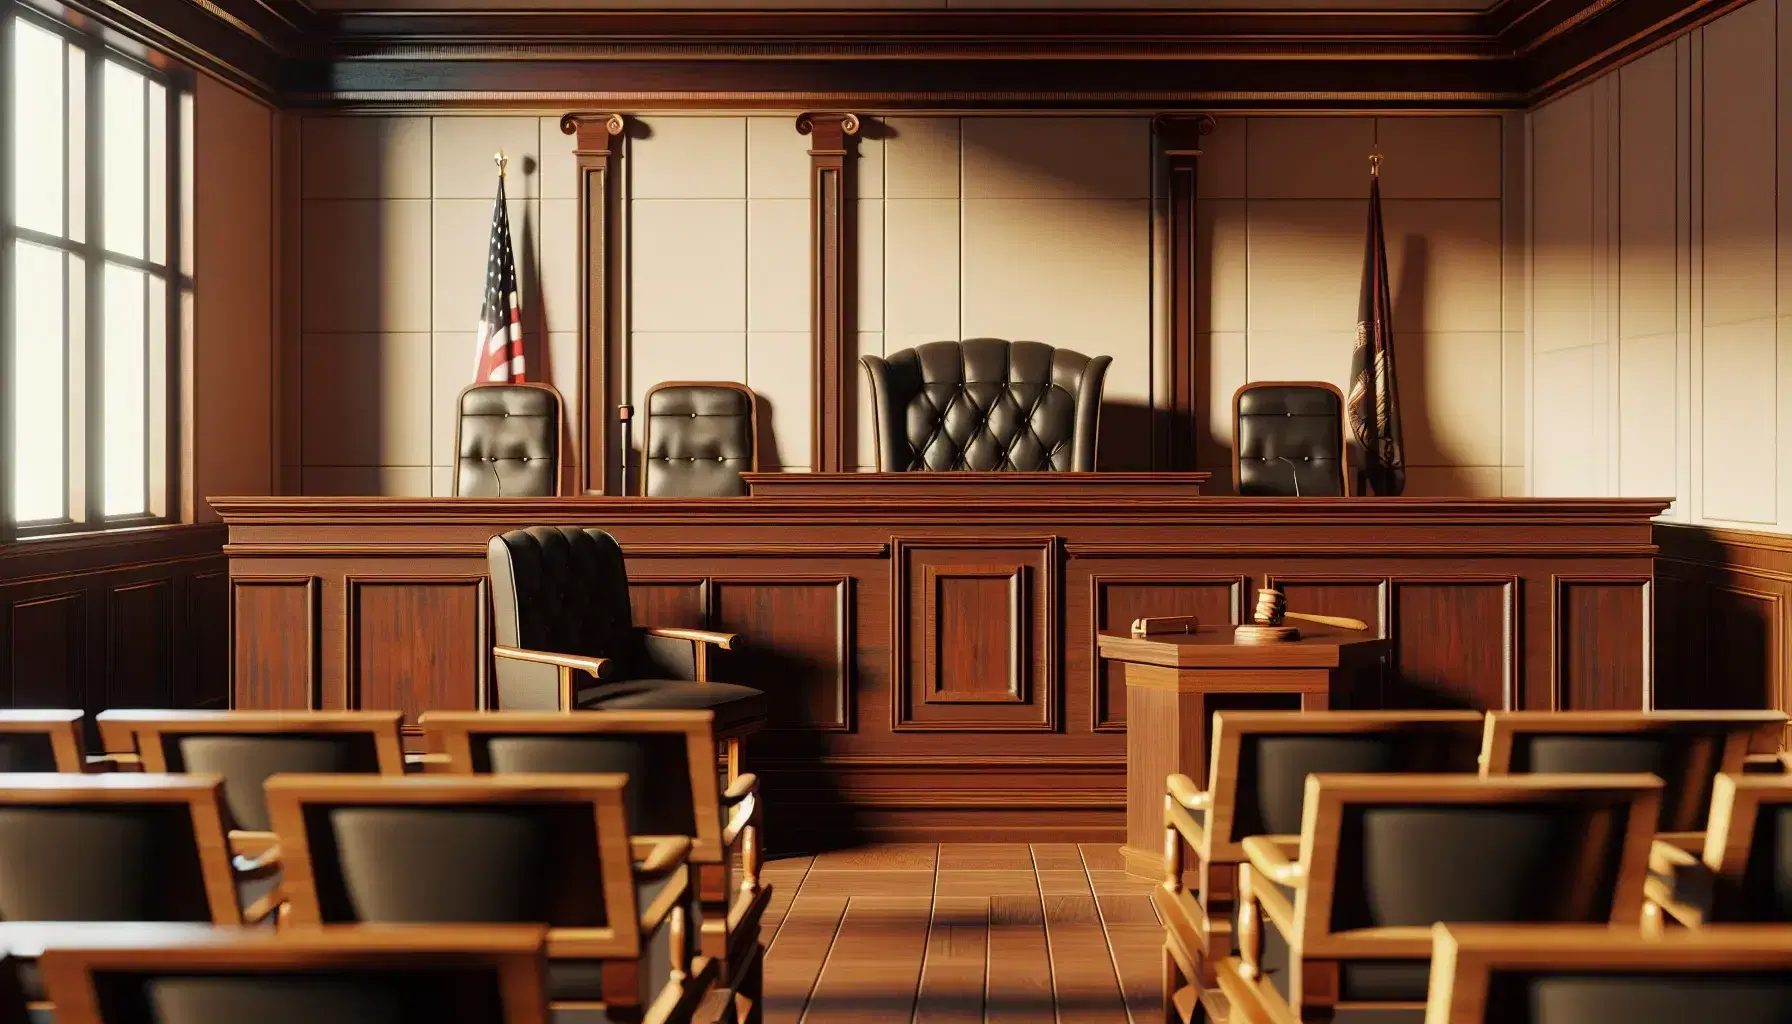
[1282,611,1370,631]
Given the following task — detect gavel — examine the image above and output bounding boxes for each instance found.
[1250,588,1370,632]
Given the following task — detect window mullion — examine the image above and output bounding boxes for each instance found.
[0,10,16,541]
[82,40,101,526]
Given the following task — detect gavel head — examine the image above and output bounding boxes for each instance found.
[1253,588,1287,626]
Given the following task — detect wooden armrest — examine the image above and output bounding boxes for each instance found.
[85,752,140,768]
[241,883,287,925]
[1648,838,1715,915]
[635,835,693,878]
[1166,774,1209,811]
[405,752,451,768]
[722,793,757,847]
[646,626,738,651]
[491,646,611,680]
[721,772,759,805]
[232,844,283,882]
[1241,835,1303,886]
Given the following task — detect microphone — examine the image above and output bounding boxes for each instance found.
[1271,456,1303,497]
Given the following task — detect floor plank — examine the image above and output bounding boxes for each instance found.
[1079,843,1128,872]
[762,893,848,1024]
[939,843,1035,870]
[759,856,815,944]
[809,844,938,870]
[914,897,989,1024]
[1097,894,1168,1024]
[803,897,933,1023]
[1037,869,1094,894]
[986,893,1054,1024]
[1031,843,1088,872]
[935,869,1039,897]
[1044,894,1129,1023]
[801,869,938,896]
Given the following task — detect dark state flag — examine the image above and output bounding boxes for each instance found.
[1346,169,1406,496]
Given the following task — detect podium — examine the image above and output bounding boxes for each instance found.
[1096,626,1389,879]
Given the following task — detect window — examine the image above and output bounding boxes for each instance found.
[1,7,185,538]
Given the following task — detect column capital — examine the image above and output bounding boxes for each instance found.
[1152,113,1217,153]
[559,112,627,152]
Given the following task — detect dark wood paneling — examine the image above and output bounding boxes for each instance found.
[711,577,851,731]
[232,576,317,710]
[1088,575,1243,731]
[800,113,860,473]
[8,592,85,709]
[106,579,173,709]
[1391,578,1517,710]
[925,565,1026,704]
[345,577,488,725]
[181,571,230,710]
[1553,576,1650,711]
[630,578,709,628]
[565,113,627,495]
[1655,524,1792,731]
[1265,575,1390,708]
[1154,114,1215,471]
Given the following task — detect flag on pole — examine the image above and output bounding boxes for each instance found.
[1346,158,1405,496]
[472,169,526,383]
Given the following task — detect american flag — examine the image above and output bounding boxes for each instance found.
[472,175,526,383]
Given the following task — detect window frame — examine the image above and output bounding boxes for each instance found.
[0,2,186,542]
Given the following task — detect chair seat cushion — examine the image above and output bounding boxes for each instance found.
[575,681,767,733]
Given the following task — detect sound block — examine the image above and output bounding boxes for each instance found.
[1234,624,1300,644]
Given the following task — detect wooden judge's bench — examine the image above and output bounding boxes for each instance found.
[213,474,1670,848]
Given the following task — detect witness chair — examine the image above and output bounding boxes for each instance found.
[1479,710,1788,849]
[1158,711,1484,1001]
[1646,773,1792,930]
[1424,923,1792,1024]
[420,710,766,1023]
[453,382,564,497]
[0,711,86,772]
[642,382,758,497]
[1217,773,1661,1024]
[35,924,553,1024]
[263,773,711,1022]
[1232,381,1349,497]
[486,526,766,778]
[860,338,1111,471]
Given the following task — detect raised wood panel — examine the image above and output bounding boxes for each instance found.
[1652,570,1705,709]
[231,577,318,710]
[1089,575,1244,731]
[1390,578,1517,710]
[1702,586,1782,711]
[629,578,708,629]
[1553,576,1651,711]
[7,592,85,709]
[893,537,1057,732]
[182,571,230,710]
[711,577,851,732]
[106,580,173,710]
[1265,575,1390,708]
[345,577,488,725]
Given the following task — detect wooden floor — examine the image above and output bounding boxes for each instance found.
[757,844,1164,1023]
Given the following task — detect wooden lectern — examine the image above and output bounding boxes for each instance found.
[1096,626,1390,879]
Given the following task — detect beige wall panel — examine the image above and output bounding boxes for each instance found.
[884,117,961,200]
[431,332,467,469]
[539,116,577,201]
[1197,117,1248,200]
[959,198,1150,347]
[300,199,432,333]
[1701,317,1779,523]
[1702,0,1779,328]
[858,131,885,199]
[433,117,541,199]
[1529,90,1596,354]
[1781,0,1792,321]
[1530,344,1602,495]
[1619,46,1679,340]
[747,198,810,333]
[539,198,578,334]
[301,333,431,467]
[1245,330,1356,397]
[883,198,961,337]
[1394,332,1504,468]
[1404,466,1503,496]
[1246,117,1376,200]
[748,116,810,199]
[960,117,1150,200]
[851,332,883,470]
[1618,330,1679,498]
[546,330,580,468]
[628,333,750,427]
[1197,199,1248,333]
[629,200,747,333]
[631,117,746,200]
[1196,331,1246,478]
[859,199,884,332]
[1503,330,1525,466]
[300,116,430,199]
[1373,116,1502,200]
[1246,199,1367,331]
[1381,199,1504,333]
[1502,466,1526,496]
[433,198,537,335]
[748,332,813,469]
[1500,113,1527,334]
[303,466,429,497]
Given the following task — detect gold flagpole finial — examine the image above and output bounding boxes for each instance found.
[494,150,508,177]
[1369,152,1382,177]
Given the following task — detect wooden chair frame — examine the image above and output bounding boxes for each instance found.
[640,380,759,495]
[1647,772,1792,931]
[450,381,567,498]
[1424,922,1792,1023]
[1479,710,1788,847]
[420,710,769,1021]
[0,710,86,772]
[1217,773,1661,1024]
[1230,380,1351,497]
[1158,710,1484,1001]
[264,773,701,1017]
[36,924,554,1024]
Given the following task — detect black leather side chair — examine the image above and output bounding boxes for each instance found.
[860,338,1111,471]
[642,382,758,497]
[486,526,767,778]
[1232,381,1349,496]
[452,383,564,497]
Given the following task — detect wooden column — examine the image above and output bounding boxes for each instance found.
[1153,114,1217,472]
[797,112,861,473]
[561,112,626,495]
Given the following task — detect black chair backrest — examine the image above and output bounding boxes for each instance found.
[1510,731,1724,832]
[1233,382,1348,496]
[488,526,639,669]
[0,735,62,773]
[470,734,697,839]
[1485,971,1792,1024]
[860,338,1111,472]
[453,383,562,498]
[1728,803,1792,921]
[157,734,385,832]
[0,804,211,921]
[641,382,756,497]
[1232,728,1482,840]
[87,967,511,1024]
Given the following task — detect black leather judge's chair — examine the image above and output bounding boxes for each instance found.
[452,383,563,497]
[642,382,758,497]
[1232,381,1349,497]
[860,338,1111,472]
[487,526,766,775]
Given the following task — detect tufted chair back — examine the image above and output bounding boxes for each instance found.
[1233,381,1349,496]
[488,527,642,700]
[860,338,1110,472]
[641,382,757,497]
[453,383,563,498]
